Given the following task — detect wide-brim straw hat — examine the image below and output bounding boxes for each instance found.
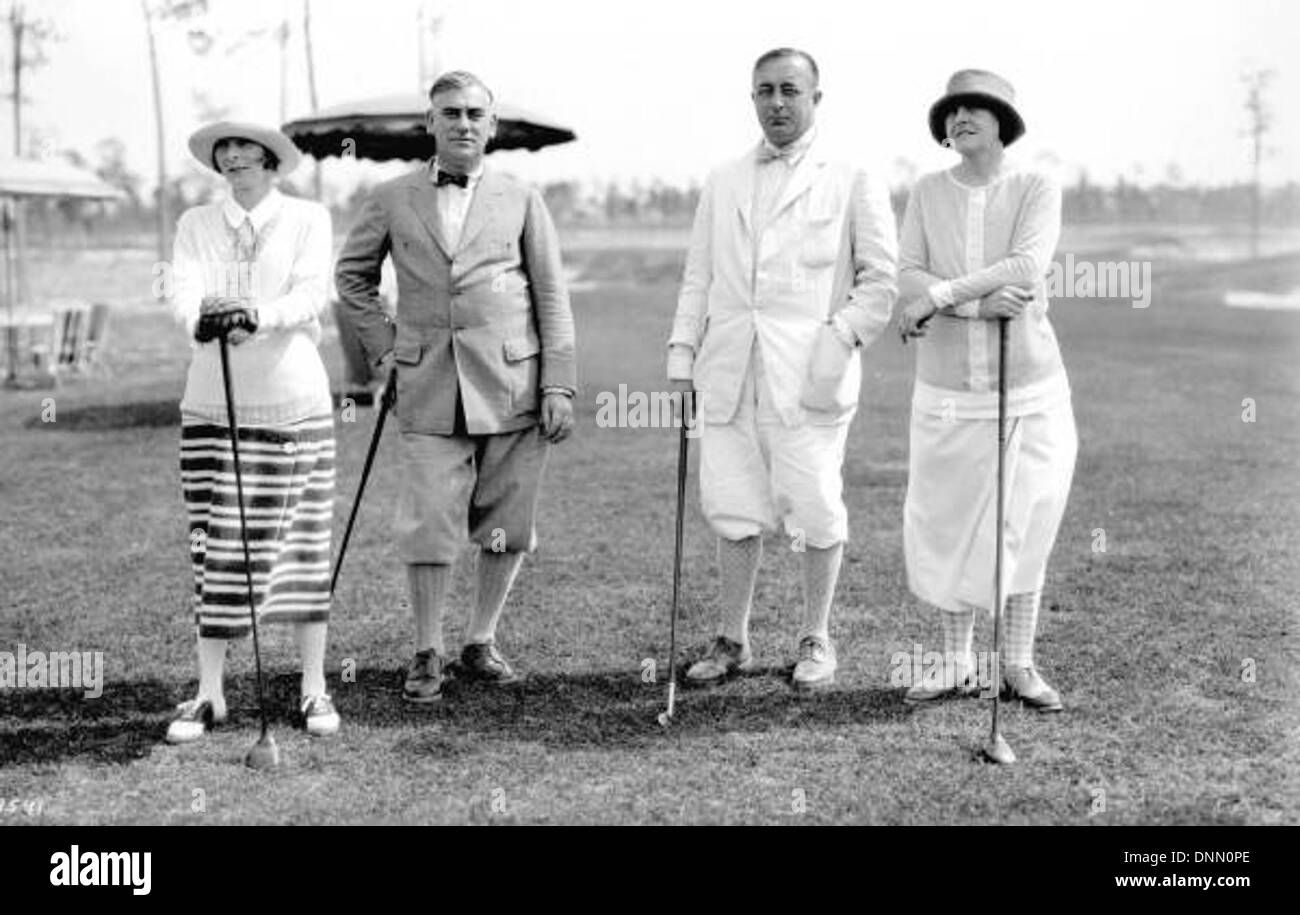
[928,70,1025,146]
[188,121,303,176]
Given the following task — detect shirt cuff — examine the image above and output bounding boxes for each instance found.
[927,281,956,308]
[829,313,859,348]
[666,344,694,381]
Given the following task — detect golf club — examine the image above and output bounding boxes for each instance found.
[217,334,279,770]
[329,365,398,595]
[658,389,694,728]
[981,317,1016,765]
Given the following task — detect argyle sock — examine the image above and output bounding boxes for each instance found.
[1004,590,1040,669]
[717,536,762,645]
[468,551,525,644]
[407,563,453,656]
[798,542,843,644]
[941,604,976,679]
[294,622,328,698]
[196,635,226,712]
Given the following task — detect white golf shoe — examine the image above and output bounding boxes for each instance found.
[301,694,341,736]
[165,696,227,744]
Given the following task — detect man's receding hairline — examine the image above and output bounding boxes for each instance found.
[752,47,820,86]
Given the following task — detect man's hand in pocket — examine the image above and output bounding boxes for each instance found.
[800,323,855,413]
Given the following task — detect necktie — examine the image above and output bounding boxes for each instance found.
[436,169,469,188]
[234,216,257,261]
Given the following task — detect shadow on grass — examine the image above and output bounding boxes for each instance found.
[0,679,178,766]
[338,663,913,756]
[22,400,180,432]
[0,672,333,767]
[0,664,913,766]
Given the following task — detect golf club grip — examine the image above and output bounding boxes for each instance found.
[217,337,270,736]
[329,368,396,595]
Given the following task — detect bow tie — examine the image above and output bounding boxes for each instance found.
[435,169,470,189]
[757,144,798,164]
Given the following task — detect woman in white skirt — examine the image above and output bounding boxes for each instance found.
[896,71,1077,711]
[166,122,340,741]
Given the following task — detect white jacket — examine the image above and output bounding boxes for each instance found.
[669,137,898,426]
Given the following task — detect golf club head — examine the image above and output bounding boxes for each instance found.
[980,733,1016,765]
[657,711,671,728]
[245,733,280,770]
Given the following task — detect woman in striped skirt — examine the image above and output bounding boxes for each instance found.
[167,121,340,742]
[896,71,1077,711]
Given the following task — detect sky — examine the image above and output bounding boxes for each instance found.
[13,0,1300,198]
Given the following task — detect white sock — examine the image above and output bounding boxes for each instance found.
[717,536,762,645]
[468,551,525,644]
[798,542,843,644]
[294,622,328,698]
[408,563,453,656]
[197,636,226,710]
[1004,590,1040,669]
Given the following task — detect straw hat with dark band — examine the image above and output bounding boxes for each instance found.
[188,121,303,176]
[928,70,1025,147]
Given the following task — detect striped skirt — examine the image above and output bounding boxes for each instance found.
[180,414,335,638]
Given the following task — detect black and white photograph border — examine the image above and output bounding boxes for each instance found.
[0,0,1296,845]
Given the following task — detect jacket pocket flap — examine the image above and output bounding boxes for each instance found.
[394,343,424,365]
[503,338,540,362]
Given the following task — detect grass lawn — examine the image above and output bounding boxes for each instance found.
[0,231,1297,824]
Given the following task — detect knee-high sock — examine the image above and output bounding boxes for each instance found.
[294,622,328,698]
[468,551,525,644]
[1004,590,1040,669]
[941,604,976,669]
[408,563,453,656]
[798,542,843,644]
[717,535,762,644]
[197,635,226,703]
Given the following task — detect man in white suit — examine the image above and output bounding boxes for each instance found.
[667,48,898,689]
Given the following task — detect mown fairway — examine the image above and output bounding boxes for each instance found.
[1,231,1297,824]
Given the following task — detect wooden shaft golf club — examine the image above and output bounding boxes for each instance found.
[329,365,398,595]
[664,389,694,722]
[218,335,271,743]
[990,317,1009,752]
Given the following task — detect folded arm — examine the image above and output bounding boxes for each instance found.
[900,172,1061,320]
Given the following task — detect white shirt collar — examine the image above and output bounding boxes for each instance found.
[222,187,284,231]
[757,125,818,166]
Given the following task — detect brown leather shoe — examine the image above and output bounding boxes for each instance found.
[403,649,447,704]
[685,636,754,685]
[460,641,520,684]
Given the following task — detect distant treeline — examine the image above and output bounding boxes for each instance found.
[21,172,1300,246]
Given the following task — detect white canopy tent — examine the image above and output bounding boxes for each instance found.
[0,158,122,387]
